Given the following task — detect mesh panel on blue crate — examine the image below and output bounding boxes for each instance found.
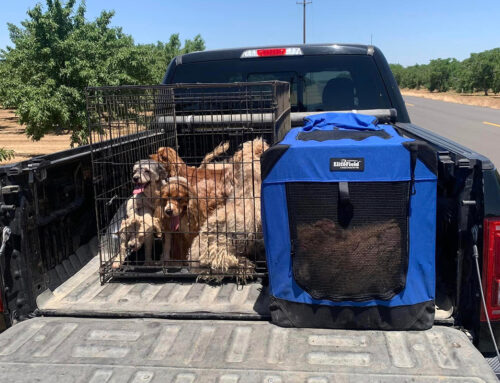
[261,113,437,330]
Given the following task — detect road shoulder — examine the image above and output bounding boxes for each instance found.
[401,89,500,110]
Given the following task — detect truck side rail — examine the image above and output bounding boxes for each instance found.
[158,108,398,127]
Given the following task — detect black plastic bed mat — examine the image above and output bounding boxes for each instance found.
[37,253,270,320]
[36,237,454,322]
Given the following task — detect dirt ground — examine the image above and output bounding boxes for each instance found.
[0,108,72,165]
[400,89,500,109]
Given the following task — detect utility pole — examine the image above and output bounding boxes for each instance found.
[297,0,312,44]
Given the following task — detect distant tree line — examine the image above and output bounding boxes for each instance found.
[0,0,204,147]
[390,48,500,95]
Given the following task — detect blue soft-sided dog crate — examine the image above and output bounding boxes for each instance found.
[261,113,437,330]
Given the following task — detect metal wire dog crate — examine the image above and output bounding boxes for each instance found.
[87,82,290,282]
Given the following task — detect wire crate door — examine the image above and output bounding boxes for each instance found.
[86,86,177,281]
[86,82,290,283]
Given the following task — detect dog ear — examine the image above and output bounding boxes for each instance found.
[157,147,168,162]
[150,153,159,161]
[157,164,168,181]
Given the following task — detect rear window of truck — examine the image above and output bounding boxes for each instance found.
[168,55,391,112]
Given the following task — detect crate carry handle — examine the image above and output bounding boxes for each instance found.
[302,112,381,132]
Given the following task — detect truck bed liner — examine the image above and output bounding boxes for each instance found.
[37,244,269,319]
[37,238,452,321]
[0,317,496,382]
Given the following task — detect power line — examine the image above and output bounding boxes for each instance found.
[296,0,312,44]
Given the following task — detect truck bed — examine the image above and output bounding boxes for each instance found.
[0,316,496,382]
[37,238,269,319]
[36,238,452,322]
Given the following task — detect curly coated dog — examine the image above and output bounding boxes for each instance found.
[189,137,269,278]
[112,159,166,269]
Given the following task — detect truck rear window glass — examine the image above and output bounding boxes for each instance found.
[247,71,298,107]
[168,55,391,112]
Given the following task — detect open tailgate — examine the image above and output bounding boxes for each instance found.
[0,317,496,382]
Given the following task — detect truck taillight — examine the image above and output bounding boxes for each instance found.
[240,47,303,58]
[482,217,500,320]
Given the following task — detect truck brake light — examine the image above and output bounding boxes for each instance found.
[241,47,303,58]
[482,217,500,320]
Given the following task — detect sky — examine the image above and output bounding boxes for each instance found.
[0,0,499,67]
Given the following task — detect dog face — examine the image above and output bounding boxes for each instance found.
[132,159,166,195]
[160,177,190,218]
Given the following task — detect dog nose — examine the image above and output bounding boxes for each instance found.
[133,176,140,182]
[165,209,173,216]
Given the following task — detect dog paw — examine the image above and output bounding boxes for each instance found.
[111,256,123,269]
[127,236,143,251]
[196,271,224,284]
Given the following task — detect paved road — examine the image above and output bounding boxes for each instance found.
[403,96,500,168]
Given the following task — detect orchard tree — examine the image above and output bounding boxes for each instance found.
[467,52,494,95]
[426,58,458,92]
[450,50,498,95]
[389,47,499,94]
[140,34,205,83]
[389,64,404,86]
[400,64,428,89]
[0,0,205,145]
[483,48,500,94]
[493,65,500,94]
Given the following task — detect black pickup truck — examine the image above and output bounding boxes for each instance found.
[1,44,500,382]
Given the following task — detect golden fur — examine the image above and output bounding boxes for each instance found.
[189,137,269,277]
[151,143,230,188]
[155,176,219,262]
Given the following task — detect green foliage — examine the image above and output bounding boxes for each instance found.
[461,50,499,95]
[427,58,458,92]
[402,65,428,90]
[137,34,205,83]
[390,48,500,95]
[389,64,404,86]
[0,148,15,162]
[0,0,205,145]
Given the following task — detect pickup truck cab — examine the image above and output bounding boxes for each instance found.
[1,44,500,382]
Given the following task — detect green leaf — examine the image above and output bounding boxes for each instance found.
[0,0,205,145]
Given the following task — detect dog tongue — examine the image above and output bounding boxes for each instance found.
[171,216,180,231]
[133,185,144,195]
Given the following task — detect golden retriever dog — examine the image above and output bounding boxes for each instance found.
[151,143,233,208]
[112,159,166,269]
[189,137,269,278]
[151,142,230,186]
[155,176,219,263]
